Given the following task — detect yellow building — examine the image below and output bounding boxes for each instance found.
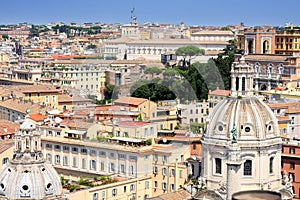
[152,144,190,197]
[275,24,300,55]
[17,85,61,108]
[113,96,157,121]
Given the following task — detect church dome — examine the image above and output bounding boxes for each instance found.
[0,160,63,199]
[205,97,280,141]
[0,115,64,200]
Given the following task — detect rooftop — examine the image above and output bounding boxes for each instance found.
[114,96,148,106]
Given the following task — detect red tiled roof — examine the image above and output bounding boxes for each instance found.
[209,89,230,96]
[114,96,147,106]
[118,121,151,127]
[29,113,47,122]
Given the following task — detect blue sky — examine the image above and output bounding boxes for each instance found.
[1,0,300,26]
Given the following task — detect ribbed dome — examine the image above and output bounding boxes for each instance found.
[0,115,64,200]
[0,161,63,199]
[205,97,280,141]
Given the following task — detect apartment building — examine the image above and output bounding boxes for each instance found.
[177,100,210,126]
[234,54,300,91]
[237,24,300,55]
[268,102,300,139]
[152,144,190,197]
[207,88,230,109]
[282,141,300,199]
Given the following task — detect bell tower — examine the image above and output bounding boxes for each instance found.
[230,56,254,98]
[13,109,43,163]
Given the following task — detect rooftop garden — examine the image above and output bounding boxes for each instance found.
[61,175,118,192]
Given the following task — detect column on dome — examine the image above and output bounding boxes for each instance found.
[226,143,242,200]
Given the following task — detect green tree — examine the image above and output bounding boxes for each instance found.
[1,34,8,39]
[104,84,118,100]
[131,84,151,99]
[176,46,205,68]
[163,68,179,78]
[86,44,97,49]
[144,67,162,78]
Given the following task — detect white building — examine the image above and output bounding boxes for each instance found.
[197,56,294,200]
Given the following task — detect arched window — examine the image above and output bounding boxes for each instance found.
[215,158,222,174]
[278,66,284,75]
[244,160,252,176]
[255,65,260,73]
[269,157,274,174]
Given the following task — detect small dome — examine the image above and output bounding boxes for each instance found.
[205,97,280,141]
[20,120,36,130]
[0,161,63,199]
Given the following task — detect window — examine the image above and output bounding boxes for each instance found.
[120,164,125,173]
[123,186,127,193]
[269,157,274,174]
[290,162,295,169]
[193,143,197,150]
[129,156,137,161]
[215,158,222,174]
[63,156,68,166]
[110,152,114,158]
[163,155,167,162]
[179,170,183,178]
[130,165,134,176]
[243,160,252,176]
[154,181,158,188]
[2,158,8,165]
[112,189,117,196]
[90,149,97,156]
[90,160,96,170]
[170,184,175,192]
[100,161,104,171]
[52,96,56,102]
[99,151,106,156]
[93,193,98,200]
[162,167,167,176]
[73,157,77,167]
[72,147,78,152]
[55,155,60,164]
[290,148,295,154]
[54,145,61,150]
[45,96,49,103]
[145,181,150,189]
[170,169,175,176]
[130,184,135,191]
[153,166,158,174]
[110,163,115,172]
[153,155,158,161]
[162,182,167,190]
[123,132,129,137]
[81,148,87,154]
[46,153,51,162]
[82,158,86,169]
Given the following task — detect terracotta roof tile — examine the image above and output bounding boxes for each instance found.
[114,97,147,106]
[29,113,47,122]
[209,89,230,96]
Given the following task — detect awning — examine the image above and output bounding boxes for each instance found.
[111,137,142,143]
[66,130,86,135]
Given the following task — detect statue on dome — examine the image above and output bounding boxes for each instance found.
[231,124,237,143]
